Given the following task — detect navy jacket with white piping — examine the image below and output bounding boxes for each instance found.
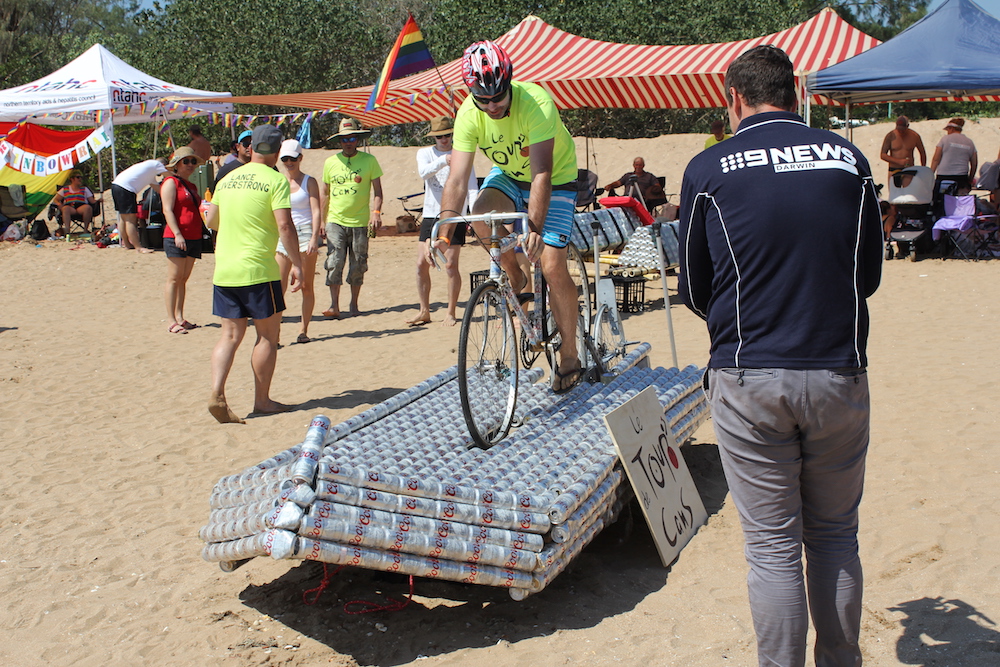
[678,111,882,369]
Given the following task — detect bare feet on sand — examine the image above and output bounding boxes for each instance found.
[250,400,294,416]
[208,393,245,424]
[137,247,154,254]
[442,315,458,327]
[349,308,361,318]
[322,308,340,319]
[407,314,431,326]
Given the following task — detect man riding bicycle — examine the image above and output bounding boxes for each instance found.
[432,40,583,393]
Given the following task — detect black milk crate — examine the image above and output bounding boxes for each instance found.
[470,270,490,293]
[612,275,646,313]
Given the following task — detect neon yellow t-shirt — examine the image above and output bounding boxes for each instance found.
[453,81,577,186]
[323,151,383,227]
[704,134,732,150]
[212,163,291,287]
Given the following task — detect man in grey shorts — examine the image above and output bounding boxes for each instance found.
[679,45,883,666]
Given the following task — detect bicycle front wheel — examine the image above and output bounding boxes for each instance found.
[458,282,519,449]
[594,304,628,372]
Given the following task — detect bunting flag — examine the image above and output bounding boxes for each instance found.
[366,14,435,112]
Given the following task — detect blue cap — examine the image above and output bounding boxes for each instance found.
[238,129,253,142]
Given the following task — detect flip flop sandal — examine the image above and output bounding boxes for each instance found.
[296,333,311,344]
[180,320,199,330]
[167,323,188,334]
[552,366,583,394]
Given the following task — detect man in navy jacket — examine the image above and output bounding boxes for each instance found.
[679,45,882,667]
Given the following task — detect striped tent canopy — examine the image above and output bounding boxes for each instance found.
[201,9,878,127]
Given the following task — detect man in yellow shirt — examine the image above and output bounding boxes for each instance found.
[320,118,384,318]
[704,120,731,149]
[433,41,583,393]
[205,124,302,424]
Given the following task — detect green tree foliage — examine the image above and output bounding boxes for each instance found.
[0,0,139,87]
[823,0,928,39]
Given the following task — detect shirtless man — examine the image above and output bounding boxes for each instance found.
[880,116,927,245]
[880,116,926,178]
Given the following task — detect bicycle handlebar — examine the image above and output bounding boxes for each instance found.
[429,212,530,270]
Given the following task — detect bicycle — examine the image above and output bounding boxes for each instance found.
[431,212,600,449]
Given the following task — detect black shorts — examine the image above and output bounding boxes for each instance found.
[213,281,285,320]
[111,184,138,215]
[163,236,202,259]
[419,217,466,245]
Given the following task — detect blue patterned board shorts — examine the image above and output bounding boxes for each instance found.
[480,167,576,248]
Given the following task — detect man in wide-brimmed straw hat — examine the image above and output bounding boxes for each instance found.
[406,116,478,327]
[320,117,383,318]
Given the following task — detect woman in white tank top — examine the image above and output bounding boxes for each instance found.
[276,139,322,343]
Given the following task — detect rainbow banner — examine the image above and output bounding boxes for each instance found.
[0,122,111,216]
[365,14,436,112]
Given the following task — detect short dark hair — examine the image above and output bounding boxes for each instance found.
[189,124,203,136]
[724,45,797,112]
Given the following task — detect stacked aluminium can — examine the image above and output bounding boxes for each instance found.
[200,344,709,599]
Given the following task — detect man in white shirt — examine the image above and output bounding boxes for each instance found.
[406,116,477,327]
[111,158,168,253]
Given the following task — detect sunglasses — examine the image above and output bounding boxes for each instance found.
[472,90,508,106]
[239,139,252,147]
[436,134,453,139]
[280,156,299,162]
[180,157,199,166]
[341,136,359,143]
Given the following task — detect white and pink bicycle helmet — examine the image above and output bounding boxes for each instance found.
[462,41,513,98]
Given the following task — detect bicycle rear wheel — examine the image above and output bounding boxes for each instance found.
[594,304,628,372]
[566,242,592,329]
[458,282,519,449]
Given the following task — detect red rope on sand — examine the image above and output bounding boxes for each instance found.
[302,563,344,605]
[302,565,416,614]
[344,574,415,615]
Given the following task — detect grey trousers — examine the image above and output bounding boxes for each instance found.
[707,368,869,667]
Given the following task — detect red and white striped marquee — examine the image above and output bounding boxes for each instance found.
[210,9,878,127]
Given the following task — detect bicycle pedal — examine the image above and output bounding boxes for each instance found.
[516,292,534,304]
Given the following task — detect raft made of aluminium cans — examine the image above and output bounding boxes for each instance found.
[200,343,709,600]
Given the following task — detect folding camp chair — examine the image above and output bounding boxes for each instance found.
[48,198,102,240]
[396,192,423,233]
[0,184,31,222]
[933,195,1000,260]
[575,169,602,211]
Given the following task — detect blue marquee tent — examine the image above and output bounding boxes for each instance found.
[807,0,1000,104]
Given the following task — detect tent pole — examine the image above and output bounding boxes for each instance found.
[652,221,679,369]
[846,102,853,142]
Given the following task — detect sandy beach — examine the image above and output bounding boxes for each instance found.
[1,119,999,666]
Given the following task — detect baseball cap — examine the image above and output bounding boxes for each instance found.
[237,129,253,143]
[279,139,303,159]
[252,125,283,155]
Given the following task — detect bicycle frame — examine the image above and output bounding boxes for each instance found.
[431,212,548,357]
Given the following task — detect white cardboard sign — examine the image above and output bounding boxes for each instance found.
[604,387,708,567]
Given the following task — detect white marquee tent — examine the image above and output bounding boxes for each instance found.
[0,44,232,126]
